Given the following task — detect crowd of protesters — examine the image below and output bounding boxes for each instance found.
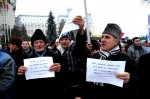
[0,15,150,99]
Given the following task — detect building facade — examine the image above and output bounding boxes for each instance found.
[15,8,95,39]
[15,15,48,37]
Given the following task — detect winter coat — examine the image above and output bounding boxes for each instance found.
[0,51,16,99]
[9,48,28,99]
[55,33,87,87]
[22,48,66,99]
[137,53,150,98]
[127,45,147,65]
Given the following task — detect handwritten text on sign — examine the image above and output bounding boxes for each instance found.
[86,58,126,87]
[24,57,54,80]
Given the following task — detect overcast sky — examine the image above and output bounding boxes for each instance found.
[15,0,150,39]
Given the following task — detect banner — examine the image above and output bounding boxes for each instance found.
[120,32,124,38]
[147,15,150,43]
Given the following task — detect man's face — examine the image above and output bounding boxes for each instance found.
[9,44,18,53]
[134,39,141,46]
[59,38,71,49]
[86,43,92,50]
[22,41,30,50]
[33,40,47,52]
[100,34,119,51]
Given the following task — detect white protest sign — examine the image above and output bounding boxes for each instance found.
[24,57,54,80]
[86,58,126,87]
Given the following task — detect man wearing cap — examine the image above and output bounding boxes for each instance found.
[55,16,86,99]
[84,23,139,98]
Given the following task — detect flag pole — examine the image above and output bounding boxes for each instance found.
[2,7,6,43]
[83,0,90,43]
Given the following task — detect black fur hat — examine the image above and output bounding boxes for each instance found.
[31,29,48,46]
[103,23,122,40]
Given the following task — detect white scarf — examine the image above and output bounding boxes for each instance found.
[57,41,74,55]
[99,45,120,60]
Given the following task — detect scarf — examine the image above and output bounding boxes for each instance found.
[34,49,46,57]
[57,41,74,55]
[99,45,120,60]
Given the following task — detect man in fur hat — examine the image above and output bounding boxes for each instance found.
[84,23,139,98]
[18,16,85,99]
[17,28,66,99]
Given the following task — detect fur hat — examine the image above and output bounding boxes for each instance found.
[102,23,122,40]
[59,32,71,41]
[31,29,48,46]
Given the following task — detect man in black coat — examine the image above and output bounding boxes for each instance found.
[137,53,150,98]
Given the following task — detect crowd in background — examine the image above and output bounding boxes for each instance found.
[0,16,150,99]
